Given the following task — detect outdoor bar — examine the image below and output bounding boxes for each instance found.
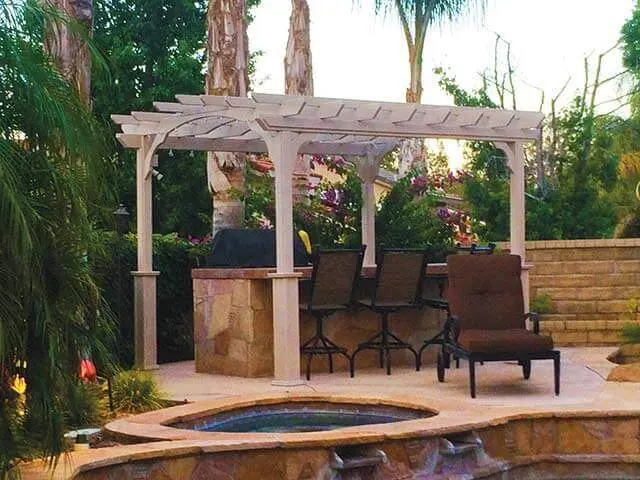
[112,93,543,384]
[191,264,449,377]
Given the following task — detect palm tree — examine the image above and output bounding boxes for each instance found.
[0,1,114,475]
[285,0,313,201]
[285,0,313,96]
[206,0,250,234]
[371,0,485,173]
[44,0,93,104]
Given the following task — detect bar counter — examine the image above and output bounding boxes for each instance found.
[192,264,448,377]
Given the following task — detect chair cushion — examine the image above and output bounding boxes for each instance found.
[457,329,554,354]
[447,254,525,331]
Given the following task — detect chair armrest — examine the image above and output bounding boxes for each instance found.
[524,312,540,334]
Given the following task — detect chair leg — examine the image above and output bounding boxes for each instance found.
[469,360,476,398]
[554,353,561,396]
[306,354,312,381]
[351,345,366,377]
[437,351,446,382]
[522,359,531,379]
[386,347,392,376]
[455,356,460,369]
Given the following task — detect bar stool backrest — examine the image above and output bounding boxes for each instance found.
[372,249,429,306]
[455,242,497,255]
[308,246,366,310]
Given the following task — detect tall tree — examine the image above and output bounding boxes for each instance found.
[371,0,485,175]
[285,0,313,201]
[92,0,210,235]
[44,0,93,104]
[206,0,250,234]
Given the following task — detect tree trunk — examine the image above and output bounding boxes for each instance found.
[285,0,313,203]
[285,0,313,96]
[398,45,425,177]
[206,0,249,234]
[44,0,92,105]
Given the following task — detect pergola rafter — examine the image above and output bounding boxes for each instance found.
[112,92,543,384]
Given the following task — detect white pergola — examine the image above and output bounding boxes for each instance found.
[113,92,543,384]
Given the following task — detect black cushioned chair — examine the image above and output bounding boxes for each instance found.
[437,254,560,398]
[300,246,365,380]
[350,249,429,377]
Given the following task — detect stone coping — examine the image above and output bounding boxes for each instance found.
[105,391,640,447]
[194,263,452,280]
[498,238,640,250]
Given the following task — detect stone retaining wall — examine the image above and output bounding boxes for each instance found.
[509,239,640,346]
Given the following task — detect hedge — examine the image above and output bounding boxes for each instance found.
[89,231,206,366]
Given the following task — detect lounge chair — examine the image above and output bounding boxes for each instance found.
[419,242,496,366]
[437,254,560,398]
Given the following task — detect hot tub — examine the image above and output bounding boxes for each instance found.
[171,400,433,433]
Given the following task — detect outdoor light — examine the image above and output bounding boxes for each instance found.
[113,203,130,235]
[152,169,164,181]
[168,149,174,157]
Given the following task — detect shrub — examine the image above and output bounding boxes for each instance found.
[530,294,553,314]
[64,382,105,429]
[111,370,163,414]
[89,231,201,366]
[376,176,455,257]
[621,323,640,344]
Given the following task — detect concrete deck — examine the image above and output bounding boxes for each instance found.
[153,347,636,410]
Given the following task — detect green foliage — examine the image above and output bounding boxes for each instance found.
[436,68,619,241]
[89,231,200,366]
[376,175,455,254]
[620,323,640,344]
[244,161,455,255]
[621,5,640,77]
[92,0,212,235]
[64,383,105,429]
[0,0,115,473]
[530,294,553,314]
[111,370,162,414]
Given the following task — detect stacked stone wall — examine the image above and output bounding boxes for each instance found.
[513,239,640,345]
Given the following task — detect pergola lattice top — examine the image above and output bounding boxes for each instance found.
[113,92,544,156]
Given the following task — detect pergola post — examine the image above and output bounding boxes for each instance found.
[356,152,380,267]
[497,141,529,312]
[263,131,307,386]
[132,136,159,370]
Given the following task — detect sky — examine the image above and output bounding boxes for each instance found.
[249,0,635,114]
[248,0,636,168]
